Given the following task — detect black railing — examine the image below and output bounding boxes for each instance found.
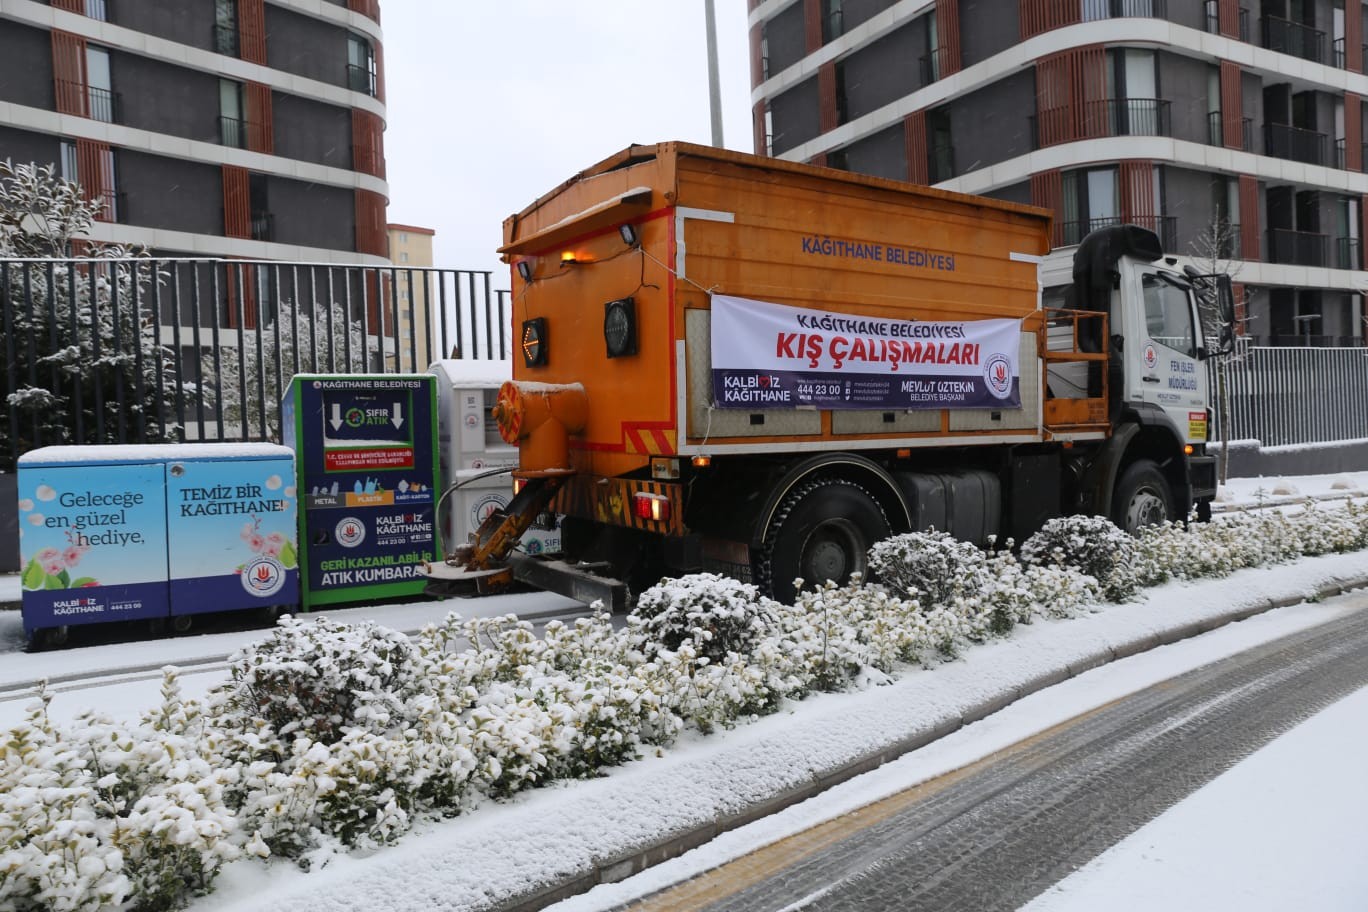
[1081,0,1167,19]
[1264,122,1326,165]
[346,63,376,96]
[1059,215,1176,250]
[1362,142,1368,172]
[929,142,955,183]
[1262,14,1326,63]
[213,23,239,56]
[1203,1,1249,38]
[1092,98,1170,136]
[1336,137,1346,169]
[1334,36,1346,67]
[58,81,120,123]
[1336,236,1362,269]
[87,86,118,124]
[84,0,108,21]
[218,115,246,148]
[249,212,273,243]
[1206,112,1255,150]
[0,258,510,471]
[1267,227,1328,266]
[1032,98,1170,148]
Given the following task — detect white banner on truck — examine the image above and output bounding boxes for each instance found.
[710,294,1022,411]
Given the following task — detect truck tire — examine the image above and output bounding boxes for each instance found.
[758,477,891,604]
[1111,459,1174,533]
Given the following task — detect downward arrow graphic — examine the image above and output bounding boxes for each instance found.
[329,402,342,431]
[392,401,404,429]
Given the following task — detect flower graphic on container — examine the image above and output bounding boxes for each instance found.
[22,532,97,591]
[237,517,297,571]
[236,517,295,598]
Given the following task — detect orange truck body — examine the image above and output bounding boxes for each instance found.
[502,143,1072,475]
[495,142,1212,598]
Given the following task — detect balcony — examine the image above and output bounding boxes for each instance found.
[928,142,955,183]
[1336,236,1362,270]
[1334,36,1346,68]
[1204,2,1250,40]
[1206,112,1254,150]
[1060,215,1176,251]
[213,23,239,56]
[1267,227,1328,266]
[57,81,120,122]
[1262,15,1326,64]
[1081,0,1168,19]
[218,115,246,148]
[1032,98,1171,148]
[250,212,273,243]
[1264,122,1326,165]
[346,63,376,96]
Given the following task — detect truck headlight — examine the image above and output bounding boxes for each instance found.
[604,297,637,358]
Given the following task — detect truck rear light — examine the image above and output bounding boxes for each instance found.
[633,492,670,521]
[521,318,547,367]
[604,297,637,358]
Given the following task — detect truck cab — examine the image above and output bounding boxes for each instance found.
[1042,225,1233,528]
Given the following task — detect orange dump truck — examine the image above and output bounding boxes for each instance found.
[432,142,1232,606]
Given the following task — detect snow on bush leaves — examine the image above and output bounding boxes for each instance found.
[4,500,1368,910]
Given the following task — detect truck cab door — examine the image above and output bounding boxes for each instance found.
[1126,268,1207,443]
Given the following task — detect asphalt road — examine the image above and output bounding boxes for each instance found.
[617,604,1368,912]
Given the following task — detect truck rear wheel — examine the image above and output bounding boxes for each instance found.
[1111,459,1174,533]
[758,477,891,604]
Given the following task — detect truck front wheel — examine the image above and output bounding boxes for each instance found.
[758,477,891,604]
[1111,459,1174,533]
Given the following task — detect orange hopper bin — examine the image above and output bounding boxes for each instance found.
[492,381,588,476]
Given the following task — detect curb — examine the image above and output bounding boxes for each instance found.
[496,572,1368,912]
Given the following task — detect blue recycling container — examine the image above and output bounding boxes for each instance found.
[17,444,299,643]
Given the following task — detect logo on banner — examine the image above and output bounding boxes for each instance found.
[336,517,366,548]
[242,556,285,598]
[984,353,1014,399]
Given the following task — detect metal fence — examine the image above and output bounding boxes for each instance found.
[1,257,510,471]
[1210,343,1368,447]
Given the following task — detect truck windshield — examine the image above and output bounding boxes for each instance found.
[1141,273,1196,358]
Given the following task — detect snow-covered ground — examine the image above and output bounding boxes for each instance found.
[5,471,1368,911]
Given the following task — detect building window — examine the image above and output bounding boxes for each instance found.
[85,46,115,123]
[347,33,377,96]
[1061,167,1120,244]
[399,251,409,263]
[84,0,108,21]
[214,0,239,56]
[399,231,409,243]
[218,80,245,147]
[59,141,78,182]
[822,0,844,43]
[249,173,271,242]
[928,108,954,183]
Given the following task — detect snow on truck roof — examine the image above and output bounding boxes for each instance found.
[18,443,294,465]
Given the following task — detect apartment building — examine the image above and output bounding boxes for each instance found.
[747,0,1368,345]
[0,0,389,263]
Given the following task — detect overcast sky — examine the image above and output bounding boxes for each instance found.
[381,2,754,283]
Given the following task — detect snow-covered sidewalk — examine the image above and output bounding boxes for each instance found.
[191,550,1368,912]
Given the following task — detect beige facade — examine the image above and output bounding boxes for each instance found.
[387,223,436,369]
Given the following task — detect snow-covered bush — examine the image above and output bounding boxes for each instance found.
[214,615,420,744]
[0,674,239,912]
[867,530,990,605]
[8,495,1368,911]
[1022,516,1138,601]
[630,573,776,663]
